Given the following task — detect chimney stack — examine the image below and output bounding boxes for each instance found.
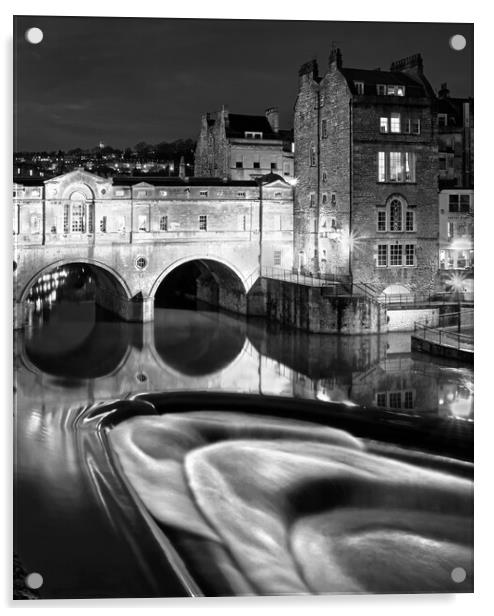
[298,59,319,80]
[390,53,423,75]
[438,82,450,99]
[265,107,279,133]
[329,47,343,70]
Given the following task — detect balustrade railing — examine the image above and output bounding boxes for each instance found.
[413,321,474,352]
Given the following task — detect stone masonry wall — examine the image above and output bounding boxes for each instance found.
[253,278,387,334]
[351,98,440,293]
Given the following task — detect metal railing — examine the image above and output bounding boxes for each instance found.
[380,291,474,307]
[260,266,350,290]
[436,309,474,331]
[413,321,474,353]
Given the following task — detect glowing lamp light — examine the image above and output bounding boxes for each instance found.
[287,177,298,187]
[446,272,467,294]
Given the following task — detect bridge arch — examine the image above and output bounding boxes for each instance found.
[149,255,249,298]
[20,258,133,302]
[151,255,250,315]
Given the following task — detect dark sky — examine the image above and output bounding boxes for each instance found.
[13,17,473,151]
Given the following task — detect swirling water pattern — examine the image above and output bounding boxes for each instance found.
[109,411,473,595]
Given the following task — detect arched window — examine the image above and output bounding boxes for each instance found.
[64,190,94,234]
[389,198,403,231]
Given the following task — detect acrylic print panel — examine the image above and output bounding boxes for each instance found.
[13,15,474,599]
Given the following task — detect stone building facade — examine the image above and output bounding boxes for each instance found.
[436,85,474,191]
[294,49,440,295]
[435,85,474,287]
[13,169,294,327]
[194,106,294,181]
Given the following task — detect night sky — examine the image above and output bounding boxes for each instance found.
[13,17,473,152]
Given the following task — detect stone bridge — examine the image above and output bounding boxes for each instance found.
[13,169,295,328]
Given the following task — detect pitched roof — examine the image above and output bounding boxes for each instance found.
[225,114,280,139]
[112,176,258,187]
[340,68,428,97]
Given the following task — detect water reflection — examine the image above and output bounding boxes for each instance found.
[18,303,474,420]
[14,300,474,598]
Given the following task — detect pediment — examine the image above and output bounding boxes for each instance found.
[131,182,155,189]
[44,169,108,186]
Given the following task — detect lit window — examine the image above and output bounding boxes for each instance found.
[405,211,415,231]
[390,244,403,266]
[160,190,167,197]
[405,244,416,266]
[354,81,364,95]
[377,245,387,267]
[379,152,416,182]
[380,118,389,133]
[87,206,94,234]
[274,250,282,266]
[449,195,459,212]
[389,152,402,182]
[71,203,84,232]
[199,215,207,231]
[390,113,401,133]
[389,199,403,231]
[63,204,69,233]
[160,215,168,231]
[322,119,328,138]
[378,152,386,182]
[138,215,148,232]
[387,85,405,96]
[377,210,386,231]
[245,131,263,139]
[460,195,470,212]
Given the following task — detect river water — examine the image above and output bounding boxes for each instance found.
[14,297,474,598]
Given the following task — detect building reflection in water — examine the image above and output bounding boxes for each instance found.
[14,284,474,597]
